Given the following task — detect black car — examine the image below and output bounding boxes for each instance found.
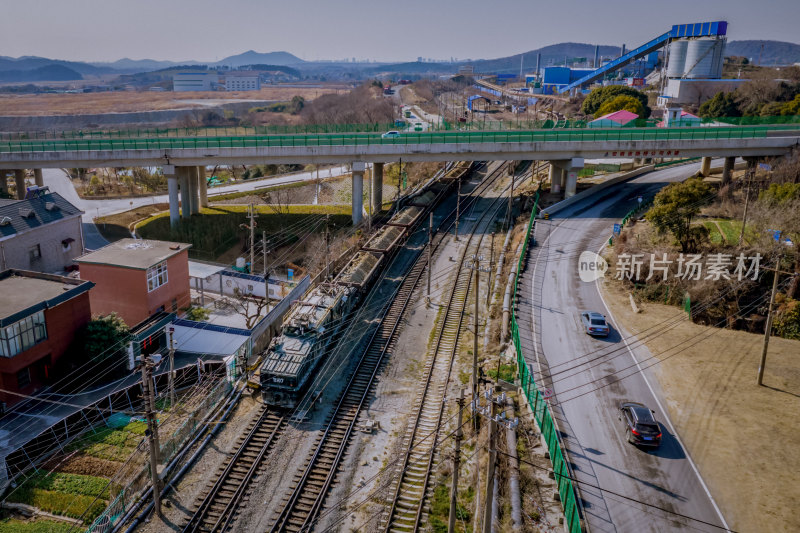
[618,402,662,447]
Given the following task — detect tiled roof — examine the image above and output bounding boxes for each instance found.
[0,192,82,240]
[592,109,640,124]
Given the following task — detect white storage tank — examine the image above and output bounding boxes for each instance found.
[710,38,725,78]
[666,39,688,79]
[236,257,246,269]
[684,38,720,79]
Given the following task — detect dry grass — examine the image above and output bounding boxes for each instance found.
[600,279,800,533]
[0,87,340,116]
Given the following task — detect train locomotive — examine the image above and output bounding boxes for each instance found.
[260,163,471,410]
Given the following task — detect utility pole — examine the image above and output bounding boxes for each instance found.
[139,355,162,518]
[168,327,175,409]
[468,255,490,432]
[325,214,331,280]
[482,396,497,533]
[487,232,495,307]
[242,203,257,273]
[758,260,791,385]
[448,389,464,533]
[739,163,754,246]
[455,178,461,242]
[471,390,518,533]
[506,165,515,231]
[474,263,480,428]
[427,212,433,301]
[397,158,403,215]
[262,231,268,275]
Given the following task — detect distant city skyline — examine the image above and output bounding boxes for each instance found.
[1,0,798,64]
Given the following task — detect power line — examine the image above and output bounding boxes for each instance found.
[495,449,736,532]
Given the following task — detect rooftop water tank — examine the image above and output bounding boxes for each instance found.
[684,38,720,79]
[666,40,688,78]
[236,257,246,269]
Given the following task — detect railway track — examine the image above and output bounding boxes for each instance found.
[268,162,512,532]
[182,407,285,532]
[382,167,512,532]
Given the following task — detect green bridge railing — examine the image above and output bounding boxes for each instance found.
[1,125,789,154]
[510,189,582,533]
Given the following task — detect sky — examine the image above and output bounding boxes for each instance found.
[2,0,799,63]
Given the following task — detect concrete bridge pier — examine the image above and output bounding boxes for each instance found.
[700,156,712,177]
[14,169,26,199]
[563,157,584,199]
[722,156,735,186]
[549,162,564,194]
[190,166,201,215]
[371,163,383,216]
[179,166,191,219]
[164,165,179,229]
[352,162,365,226]
[34,169,43,187]
[198,166,208,208]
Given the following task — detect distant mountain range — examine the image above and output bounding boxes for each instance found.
[1,40,798,84]
[724,40,800,65]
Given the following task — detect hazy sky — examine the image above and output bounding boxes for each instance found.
[2,0,798,63]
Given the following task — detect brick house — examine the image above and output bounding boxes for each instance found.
[76,239,192,328]
[0,191,84,274]
[0,269,94,409]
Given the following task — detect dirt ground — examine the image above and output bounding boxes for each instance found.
[0,87,342,116]
[135,392,262,533]
[600,280,800,533]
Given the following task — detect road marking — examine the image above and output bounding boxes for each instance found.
[594,240,731,532]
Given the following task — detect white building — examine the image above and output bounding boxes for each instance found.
[224,74,261,92]
[172,72,218,92]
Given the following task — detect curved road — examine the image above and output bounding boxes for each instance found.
[524,163,729,532]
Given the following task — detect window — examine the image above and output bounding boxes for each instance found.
[147,261,168,292]
[17,368,31,388]
[0,311,47,358]
[29,244,41,262]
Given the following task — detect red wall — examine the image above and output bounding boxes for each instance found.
[0,291,91,407]
[80,250,190,328]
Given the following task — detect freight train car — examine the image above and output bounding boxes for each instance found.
[260,162,470,410]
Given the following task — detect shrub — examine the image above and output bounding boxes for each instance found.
[774,297,800,340]
[582,86,650,118]
[595,95,645,118]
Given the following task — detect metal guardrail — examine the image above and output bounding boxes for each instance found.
[510,189,582,533]
[1,125,787,154]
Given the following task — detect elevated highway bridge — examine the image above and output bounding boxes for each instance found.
[2,124,798,226]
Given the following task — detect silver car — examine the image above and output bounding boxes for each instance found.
[581,311,609,337]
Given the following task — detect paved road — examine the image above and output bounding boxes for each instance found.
[524,163,729,532]
[40,165,350,250]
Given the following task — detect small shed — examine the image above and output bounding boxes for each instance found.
[661,108,701,127]
[588,109,640,128]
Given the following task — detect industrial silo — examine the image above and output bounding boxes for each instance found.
[684,38,720,79]
[666,39,688,78]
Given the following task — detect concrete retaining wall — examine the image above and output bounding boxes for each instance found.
[541,165,655,217]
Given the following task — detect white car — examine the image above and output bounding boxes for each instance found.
[381,130,401,139]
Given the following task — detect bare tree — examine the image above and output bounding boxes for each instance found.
[229,287,270,329]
